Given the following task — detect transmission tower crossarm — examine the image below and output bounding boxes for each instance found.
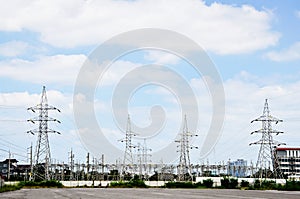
[272,140,286,146]
[28,105,60,112]
[251,115,283,123]
[272,130,284,135]
[28,116,61,123]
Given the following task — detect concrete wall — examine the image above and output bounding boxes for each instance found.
[4,181,19,186]
[3,178,287,187]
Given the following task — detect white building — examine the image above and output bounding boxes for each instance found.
[275,147,300,178]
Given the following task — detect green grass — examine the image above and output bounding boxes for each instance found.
[0,180,63,193]
[0,184,22,193]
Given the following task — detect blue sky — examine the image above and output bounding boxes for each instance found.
[0,0,300,166]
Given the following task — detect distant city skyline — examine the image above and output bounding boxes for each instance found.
[0,0,299,165]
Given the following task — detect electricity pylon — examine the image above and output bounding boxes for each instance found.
[137,139,152,178]
[27,86,61,181]
[175,115,198,181]
[250,99,285,179]
[119,114,136,176]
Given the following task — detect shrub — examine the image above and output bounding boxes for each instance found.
[285,180,300,191]
[240,180,249,188]
[229,178,238,189]
[203,179,214,188]
[221,178,229,188]
[254,179,261,189]
[165,182,195,188]
[18,180,63,188]
[221,178,238,189]
[252,180,279,190]
[110,179,147,188]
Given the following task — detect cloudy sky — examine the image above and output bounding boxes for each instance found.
[0,0,300,166]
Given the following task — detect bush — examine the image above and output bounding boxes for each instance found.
[240,180,249,188]
[254,179,261,189]
[39,180,63,188]
[221,178,238,189]
[165,182,195,188]
[165,180,213,189]
[285,180,300,191]
[203,179,214,188]
[252,180,278,190]
[110,181,130,188]
[110,179,147,188]
[229,178,238,189]
[18,180,63,188]
[129,179,147,188]
[221,178,229,188]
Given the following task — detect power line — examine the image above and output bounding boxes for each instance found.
[0,105,26,109]
[0,148,27,159]
[0,119,27,122]
[0,138,27,152]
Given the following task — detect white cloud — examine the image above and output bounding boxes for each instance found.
[2,70,300,163]
[100,60,141,86]
[0,0,279,54]
[0,54,86,85]
[144,51,181,65]
[297,10,300,18]
[265,42,300,62]
[0,41,29,57]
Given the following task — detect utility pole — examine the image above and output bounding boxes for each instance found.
[8,150,11,181]
[28,144,33,181]
[137,139,152,179]
[101,154,104,174]
[92,157,95,186]
[62,161,64,181]
[143,139,152,179]
[137,143,143,178]
[86,152,90,180]
[69,149,74,181]
[27,86,61,181]
[250,99,285,179]
[175,115,198,181]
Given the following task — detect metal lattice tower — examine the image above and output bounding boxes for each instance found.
[120,114,136,174]
[250,99,285,179]
[142,139,152,174]
[27,86,61,181]
[175,115,198,181]
[137,139,152,177]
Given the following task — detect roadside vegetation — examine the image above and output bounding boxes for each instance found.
[0,180,63,193]
[1,178,300,192]
[0,184,22,193]
[109,175,148,188]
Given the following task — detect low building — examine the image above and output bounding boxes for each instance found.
[0,159,18,180]
[228,159,247,177]
[275,147,300,177]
